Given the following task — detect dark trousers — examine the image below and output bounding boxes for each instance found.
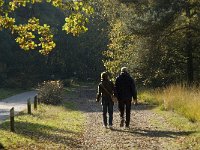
[118,100,131,126]
[102,99,113,126]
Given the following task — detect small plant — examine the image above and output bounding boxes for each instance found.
[38,80,64,105]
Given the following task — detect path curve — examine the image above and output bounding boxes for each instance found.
[0,91,37,122]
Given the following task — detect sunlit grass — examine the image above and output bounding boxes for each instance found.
[139,84,200,149]
[160,84,200,122]
[0,102,85,149]
[139,84,200,122]
[139,89,161,105]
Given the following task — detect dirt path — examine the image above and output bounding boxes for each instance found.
[65,85,194,150]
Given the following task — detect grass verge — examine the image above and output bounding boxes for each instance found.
[139,84,200,149]
[0,102,85,149]
[139,84,200,122]
[154,107,200,149]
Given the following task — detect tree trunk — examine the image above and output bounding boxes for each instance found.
[186,32,193,85]
[185,4,194,85]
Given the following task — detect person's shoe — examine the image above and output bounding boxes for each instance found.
[125,125,130,129]
[108,125,113,129]
[103,125,108,129]
[120,120,124,127]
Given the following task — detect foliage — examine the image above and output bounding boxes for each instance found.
[0,102,85,149]
[0,1,108,88]
[103,19,140,78]
[14,17,55,55]
[0,0,93,55]
[38,80,64,105]
[100,0,200,86]
[43,1,108,80]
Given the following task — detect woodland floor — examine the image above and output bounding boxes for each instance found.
[64,84,198,150]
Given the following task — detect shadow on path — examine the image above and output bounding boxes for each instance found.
[64,85,158,113]
[111,128,196,138]
[132,103,158,111]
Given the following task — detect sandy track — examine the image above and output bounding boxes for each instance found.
[64,85,193,150]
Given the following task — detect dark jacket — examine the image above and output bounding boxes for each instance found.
[115,72,137,101]
[96,80,114,102]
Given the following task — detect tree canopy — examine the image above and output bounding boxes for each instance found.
[0,0,199,88]
[0,0,109,88]
[0,0,93,54]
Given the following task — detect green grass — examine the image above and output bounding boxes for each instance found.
[139,89,161,105]
[0,88,26,100]
[0,102,85,149]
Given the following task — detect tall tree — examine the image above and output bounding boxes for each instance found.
[101,0,200,86]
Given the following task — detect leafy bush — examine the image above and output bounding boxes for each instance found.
[38,80,64,105]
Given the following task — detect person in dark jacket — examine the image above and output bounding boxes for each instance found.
[115,67,137,128]
[96,72,114,128]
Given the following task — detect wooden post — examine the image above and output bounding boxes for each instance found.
[38,97,41,104]
[34,95,37,110]
[27,98,31,114]
[10,107,15,132]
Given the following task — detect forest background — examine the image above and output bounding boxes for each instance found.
[0,0,199,89]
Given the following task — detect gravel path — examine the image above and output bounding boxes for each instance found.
[0,91,37,122]
[65,85,194,150]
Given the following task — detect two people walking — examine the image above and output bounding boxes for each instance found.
[96,67,137,129]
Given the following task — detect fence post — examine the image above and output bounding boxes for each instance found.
[10,107,15,132]
[38,97,41,105]
[27,98,31,114]
[34,95,37,110]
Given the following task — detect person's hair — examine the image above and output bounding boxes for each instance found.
[101,72,109,81]
[121,67,128,73]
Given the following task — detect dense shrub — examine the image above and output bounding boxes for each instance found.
[38,80,64,105]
